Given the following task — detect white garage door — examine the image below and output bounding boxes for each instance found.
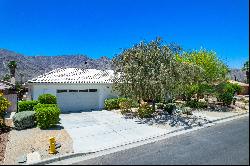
[57,89,99,112]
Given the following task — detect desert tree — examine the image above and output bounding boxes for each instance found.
[176,49,229,100]
[112,37,202,110]
[242,60,249,83]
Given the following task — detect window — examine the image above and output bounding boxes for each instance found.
[57,90,67,93]
[79,89,88,92]
[89,89,97,92]
[69,90,78,92]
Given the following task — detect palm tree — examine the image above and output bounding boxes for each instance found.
[7,61,17,78]
[242,60,249,83]
[20,73,24,84]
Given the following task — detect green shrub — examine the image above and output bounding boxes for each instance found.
[131,100,139,108]
[118,98,131,112]
[35,106,60,129]
[163,103,176,114]
[231,83,242,94]
[215,82,240,106]
[38,94,57,104]
[156,103,164,109]
[104,98,135,110]
[185,100,207,109]
[117,98,128,104]
[104,98,119,110]
[18,100,38,112]
[13,111,36,130]
[119,100,132,115]
[137,104,154,118]
[34,103,57,110]
[215,82,241,95]
[217,92,234,106]
[182,107,193,115]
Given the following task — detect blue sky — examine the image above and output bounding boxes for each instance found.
[0,0,249,68]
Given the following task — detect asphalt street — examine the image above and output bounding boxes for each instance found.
[72,116,249,165]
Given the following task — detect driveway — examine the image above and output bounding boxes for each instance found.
[60,110,166,153]
[72,116,249,165]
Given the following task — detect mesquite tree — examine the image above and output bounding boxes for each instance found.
[112,38,202,110]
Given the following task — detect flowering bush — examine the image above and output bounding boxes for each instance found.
[0,93,11,126]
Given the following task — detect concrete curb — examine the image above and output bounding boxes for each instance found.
[27,152,94,165]
[28,112,249,165]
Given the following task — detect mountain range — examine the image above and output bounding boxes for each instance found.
[0,48,113,82]
[0,48,247,83]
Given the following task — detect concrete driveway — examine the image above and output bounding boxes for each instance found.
[60,110,166,153]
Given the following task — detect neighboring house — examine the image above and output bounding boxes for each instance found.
[25,68,118,112]
[0,80,17,112]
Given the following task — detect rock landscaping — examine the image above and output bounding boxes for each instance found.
[3,126,73,165]
[1,93,74,165]
[110,95,249,130]
[0,126,10,164]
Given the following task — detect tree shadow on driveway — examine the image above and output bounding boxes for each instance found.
[131,113,210,128]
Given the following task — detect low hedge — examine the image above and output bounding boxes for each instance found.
[38,94,57,104]
[13,111,36,130]
[18,100,39,112]
[35,106,60,129]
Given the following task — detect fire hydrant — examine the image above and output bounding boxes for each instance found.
[49,137,56,154]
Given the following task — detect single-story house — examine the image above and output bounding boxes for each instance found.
[0,80,17,112]
[25,68,118,112]
[0,80,12,92]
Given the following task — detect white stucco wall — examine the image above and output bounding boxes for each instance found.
[28,83,118,109]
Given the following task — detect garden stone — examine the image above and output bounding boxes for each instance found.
[26,151,41,164]
[17,155,27,164]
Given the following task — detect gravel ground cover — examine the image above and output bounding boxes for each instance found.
[0,127,10,165]
[3,126,73,165]
[111,96,249,130]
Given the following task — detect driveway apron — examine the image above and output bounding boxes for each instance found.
[60,110,166,153]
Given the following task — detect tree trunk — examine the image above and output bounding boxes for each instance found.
[10,68,16,78]
[152,99,156,111]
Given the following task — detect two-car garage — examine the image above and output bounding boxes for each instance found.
[27,68,118,113]
[56,89,99,112]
